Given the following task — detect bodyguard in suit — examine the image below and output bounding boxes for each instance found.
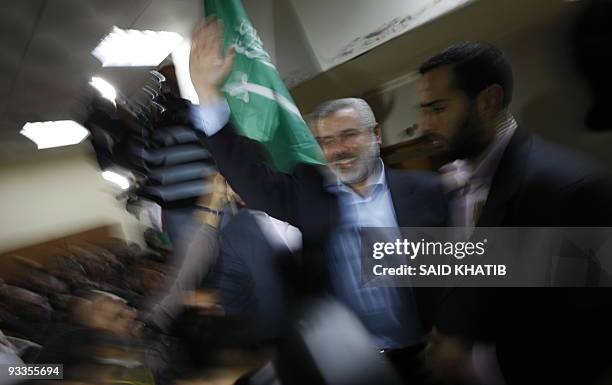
[417,41,612,384]
[189,19,447,383]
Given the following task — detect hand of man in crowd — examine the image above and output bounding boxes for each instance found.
[189,18,235,104]
[210,171,229,197]
[196,172,229,227]
[424,328,474,381]
[182,290,224,316]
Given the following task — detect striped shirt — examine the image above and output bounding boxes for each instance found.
[325,159,425,349]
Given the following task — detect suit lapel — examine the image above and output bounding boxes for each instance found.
[385,167,416,227]
[477,129,531,227]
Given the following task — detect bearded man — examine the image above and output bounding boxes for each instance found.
[188,19,449,384]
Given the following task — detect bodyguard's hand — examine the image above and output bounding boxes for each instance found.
[189,18,235,104]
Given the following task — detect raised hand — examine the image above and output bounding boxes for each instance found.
[189,18,235,104]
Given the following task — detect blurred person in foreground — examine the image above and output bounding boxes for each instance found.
[189,19,448,384]
[418,41,612,385]
[145,173,304,384]
[37,290,154,384]
[149,171,301,344]
[148,172,230,333]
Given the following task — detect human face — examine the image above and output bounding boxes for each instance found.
[313,108,381,184]
[418,65,485,161]
[97,298,139,336]
[77,295,139,337]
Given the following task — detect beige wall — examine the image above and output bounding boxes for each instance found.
[0,145,143,253]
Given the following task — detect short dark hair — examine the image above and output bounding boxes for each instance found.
[419,41,514,106]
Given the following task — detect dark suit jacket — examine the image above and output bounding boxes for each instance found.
[435,129,612,384]
[202,123,448,329]
[213,209,300,342]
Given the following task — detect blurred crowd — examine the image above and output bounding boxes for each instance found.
[0,224,275,385]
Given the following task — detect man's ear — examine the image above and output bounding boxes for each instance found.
[477,84,505,117]
[374,124,382,145]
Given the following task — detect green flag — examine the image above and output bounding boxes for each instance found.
[203,0,324,172]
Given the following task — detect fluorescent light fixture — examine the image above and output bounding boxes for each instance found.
[102,170,130,190]
[92,26,183,67]
[89,76,117,104]
[20,120,89,149]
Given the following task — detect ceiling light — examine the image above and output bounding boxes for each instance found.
[89,76,117,104]
[20,120,89,149]
[92,26,184,67]
[102,170,130,190]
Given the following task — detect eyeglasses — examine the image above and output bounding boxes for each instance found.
[316,128,374,148]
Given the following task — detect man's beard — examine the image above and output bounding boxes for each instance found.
[330,138,380,184]
[446,107,488,161]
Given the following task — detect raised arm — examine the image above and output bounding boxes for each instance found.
[189,18,304,224]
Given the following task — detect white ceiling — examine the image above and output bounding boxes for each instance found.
[287,0,474,71]
[0,0,202,160]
